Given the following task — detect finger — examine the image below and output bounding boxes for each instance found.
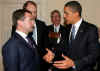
[53,63,64,66]
[53,63,69,70]
[62,54,66,58]
[54,66,67,69]
[53,63,67,68]
[54,60,64,64]
[62,54,69,60]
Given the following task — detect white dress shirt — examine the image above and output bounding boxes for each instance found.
[54,25,60,33]
[32,22,37,45]
[69,18,82,40]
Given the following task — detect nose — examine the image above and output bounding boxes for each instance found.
[31,20,34,26]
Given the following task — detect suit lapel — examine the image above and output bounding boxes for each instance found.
[59,25,64,43]
[59,25,62,33]
[15,32,35,49]
[50,25,54,32]
[74,21,86,40]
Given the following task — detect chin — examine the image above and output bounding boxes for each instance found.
[66,22,70,25]
[29,29,33,32]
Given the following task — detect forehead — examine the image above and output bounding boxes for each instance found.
[24,12,33,18]
[26,3,36,9]
[52,12,59,16]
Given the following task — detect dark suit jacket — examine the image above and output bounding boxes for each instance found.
[28,19,48,56]
[2,32,40,71]
[11,19,47,56]
[28,19,48,71]
[66,20,99,71]
[96,43,100,71]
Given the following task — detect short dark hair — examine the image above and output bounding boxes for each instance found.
[23,1,37,10]
[51,10,61,18]
[65,1,82,17]
[12,9,32,27]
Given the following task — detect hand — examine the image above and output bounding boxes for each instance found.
[53,54,75,69]
[43,48,55,63]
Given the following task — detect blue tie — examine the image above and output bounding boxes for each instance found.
[69,26,75,47]
[54,27,57,32]
[71,26,75,40]
[26,36,35,48]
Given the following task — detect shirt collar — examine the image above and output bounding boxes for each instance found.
[73,18,82,30]
[54,24,60,32]
[34,21,36,27]
[16,30,28,40]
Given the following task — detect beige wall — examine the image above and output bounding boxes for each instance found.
[0,0,100,71]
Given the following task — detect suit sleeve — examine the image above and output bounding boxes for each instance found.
[2,42,19,71]
[74,26,99,71]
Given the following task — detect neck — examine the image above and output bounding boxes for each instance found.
[73,17,81,25]
[54,24,60,27]
[16,28,28,35]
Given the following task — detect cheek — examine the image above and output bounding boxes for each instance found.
[64,15,70,20]
[56,17,60,21]
[28,23,32,28]
[32,13,37,17]
[25,22,31,28]
[67,16,72,21]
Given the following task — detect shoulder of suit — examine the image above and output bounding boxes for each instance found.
[2,37,20,49]
[36,19,46,25]
[35,19,48,29]
[47,25,53,30]
[82,20,98,30]
[60,25,67,29]
[48,25,53,27]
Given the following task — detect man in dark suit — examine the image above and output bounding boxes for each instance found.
[23,1,48,57]
[96,48,100,71]
[22,1,49,71]
[11,1,48,70]
[43,10,68,71]
[2,9,40,71]
[96,29,100,71]
[53,1,99,71]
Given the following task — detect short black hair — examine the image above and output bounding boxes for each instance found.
[12,9,32,27]
[23,1,37,10]
[65,1,82,17]
[51,10,61,18]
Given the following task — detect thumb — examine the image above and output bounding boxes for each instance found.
[46,48,52,53]
[46,48,49,51]
[62,54,68,59]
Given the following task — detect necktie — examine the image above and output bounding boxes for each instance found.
[26,36,35,48]
[54,27,57,32]
[26,36,39,66]
[70,25,75,40]
[69,26,75,47]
